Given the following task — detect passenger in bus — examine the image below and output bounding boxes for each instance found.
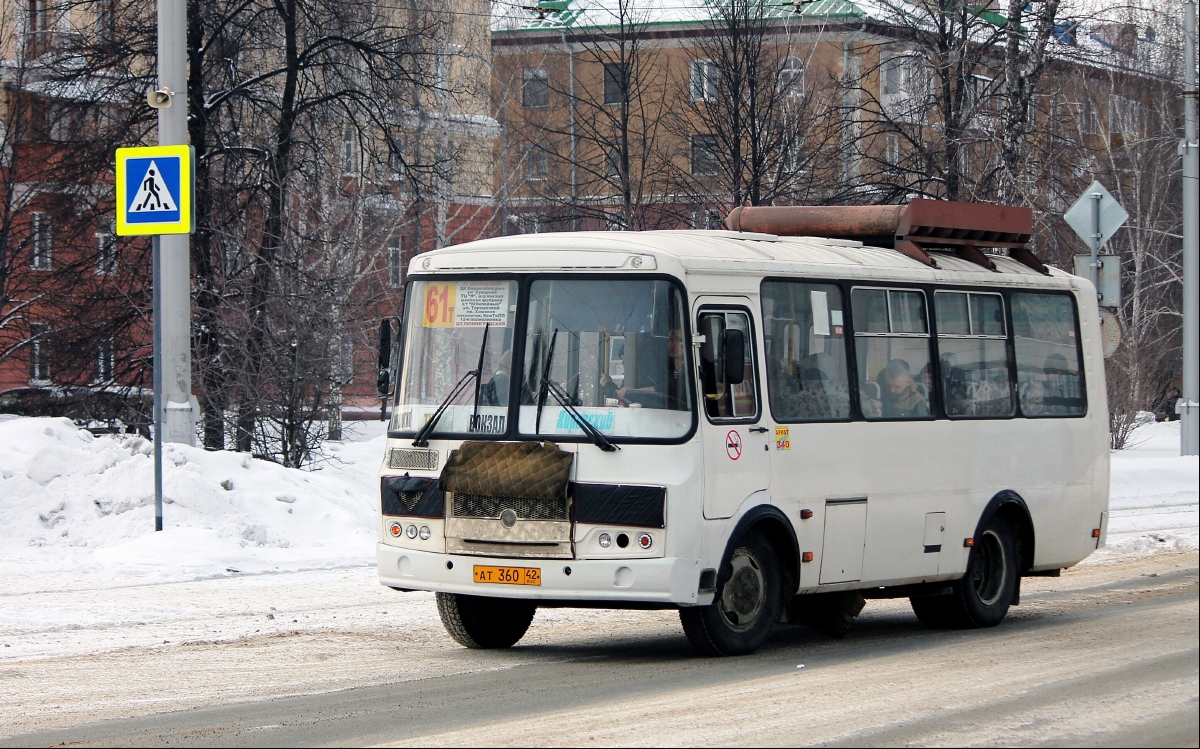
[612,328,689,410]
[878,358,929,418]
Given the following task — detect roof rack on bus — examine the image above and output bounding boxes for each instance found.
[723,199,1049,275]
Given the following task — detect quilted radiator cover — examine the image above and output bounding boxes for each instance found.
[440,441,573,502]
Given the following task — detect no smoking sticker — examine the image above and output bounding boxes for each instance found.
[726,430,742,460]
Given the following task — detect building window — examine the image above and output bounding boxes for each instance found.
[96,338,115,383]
[340,125,356,174]
[691,60,718,102]
[692,208,723,230]
[691,135,719,177]
[31,211,51,270]
[778,56,804,98]
[604,213,627,231]
[96,231,116,275]
[96,0,114,42]
[605,141,622,178]
[603,63,629,106]
[387,138,406,177]
[1110,95,1141,137]
[519,214,541,234]
[28,0,49,32]
[1078,100,1100,135]
[386,236,404,288]
[522,68,549,108]
[29,324,50,382]
[524,147,548,181]
[884,133,900,167]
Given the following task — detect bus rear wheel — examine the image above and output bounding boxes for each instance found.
[436,593,536,649]
[910,515,1018,629]
[680,532,781,656]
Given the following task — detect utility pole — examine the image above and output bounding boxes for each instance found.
[158,0,196,445]
[1181,0,1198,455]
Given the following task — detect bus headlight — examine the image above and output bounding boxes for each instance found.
[598,533,612,548]
[418,526,431,540]
[406,524,418,539]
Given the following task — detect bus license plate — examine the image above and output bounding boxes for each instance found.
[473,565,541,586]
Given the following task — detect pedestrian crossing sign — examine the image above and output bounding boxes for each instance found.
[115,145,194,236]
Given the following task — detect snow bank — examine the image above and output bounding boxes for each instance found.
[0,418,385,592]
[1100,420,1199,557]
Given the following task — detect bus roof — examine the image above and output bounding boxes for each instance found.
[411,230,1079,291]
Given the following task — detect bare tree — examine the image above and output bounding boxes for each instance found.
[505,0,680,231]
[1,0,156,428]
[668,0,844,214]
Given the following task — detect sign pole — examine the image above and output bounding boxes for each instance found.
[153,235,164,531]
[157,0,195,446]
[1090,191,1103,300]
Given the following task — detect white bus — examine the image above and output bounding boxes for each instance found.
[376,201,1109,656]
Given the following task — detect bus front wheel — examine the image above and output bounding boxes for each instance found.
[910,515,1018,629]
[436,592,536,649]
[680,532,781,656]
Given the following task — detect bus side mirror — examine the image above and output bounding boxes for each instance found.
[377,318,393,397]
[724,329,745,385]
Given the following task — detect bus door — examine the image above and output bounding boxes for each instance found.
[694,301,770,519]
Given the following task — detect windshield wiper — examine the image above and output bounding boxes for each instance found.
[534,328,558,433]
[413,324,490,447]
[469,323,490,430]
[543,377,619,452]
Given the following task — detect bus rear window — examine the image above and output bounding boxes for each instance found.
[1012,293,1086,417]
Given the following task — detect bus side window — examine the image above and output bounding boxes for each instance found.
[761,281,851,421]
[1012,292,1086,417]
[698,310,759,421]
[851,287,935,420]
[934,291,1015,418]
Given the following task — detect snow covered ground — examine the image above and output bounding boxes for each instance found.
[1100,420,1199,557]
[0,415,387,594]
[0,415,1194,665]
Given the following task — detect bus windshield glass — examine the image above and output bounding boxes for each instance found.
[391,279,517,437]
[519,278,693,440]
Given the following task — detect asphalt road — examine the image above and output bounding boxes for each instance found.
[3,551,1197,748]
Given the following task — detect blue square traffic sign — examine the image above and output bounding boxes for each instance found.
[115,145,194,235]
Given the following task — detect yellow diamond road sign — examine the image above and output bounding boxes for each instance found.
[115,145,195,236]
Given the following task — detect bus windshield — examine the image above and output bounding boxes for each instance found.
[391,279,517,437]
[519,278,693,440]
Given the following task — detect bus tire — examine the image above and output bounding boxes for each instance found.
[436,592,536,649]
[679,531,781,656]
[910,515,1018,629]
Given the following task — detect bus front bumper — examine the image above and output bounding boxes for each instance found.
[377,544,707,606]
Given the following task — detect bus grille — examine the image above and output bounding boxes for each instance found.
[388,448,439,471]
[398,491,423,513]
[451,493,570,521]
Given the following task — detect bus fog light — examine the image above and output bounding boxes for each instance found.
[406,525,418,539]
[419,526,431,540]
[598,533,612,548]
[638,533,653,550]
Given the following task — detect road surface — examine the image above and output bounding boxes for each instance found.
[1,549,1196,747]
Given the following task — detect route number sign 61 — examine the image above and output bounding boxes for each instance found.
[424,283,457,327]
